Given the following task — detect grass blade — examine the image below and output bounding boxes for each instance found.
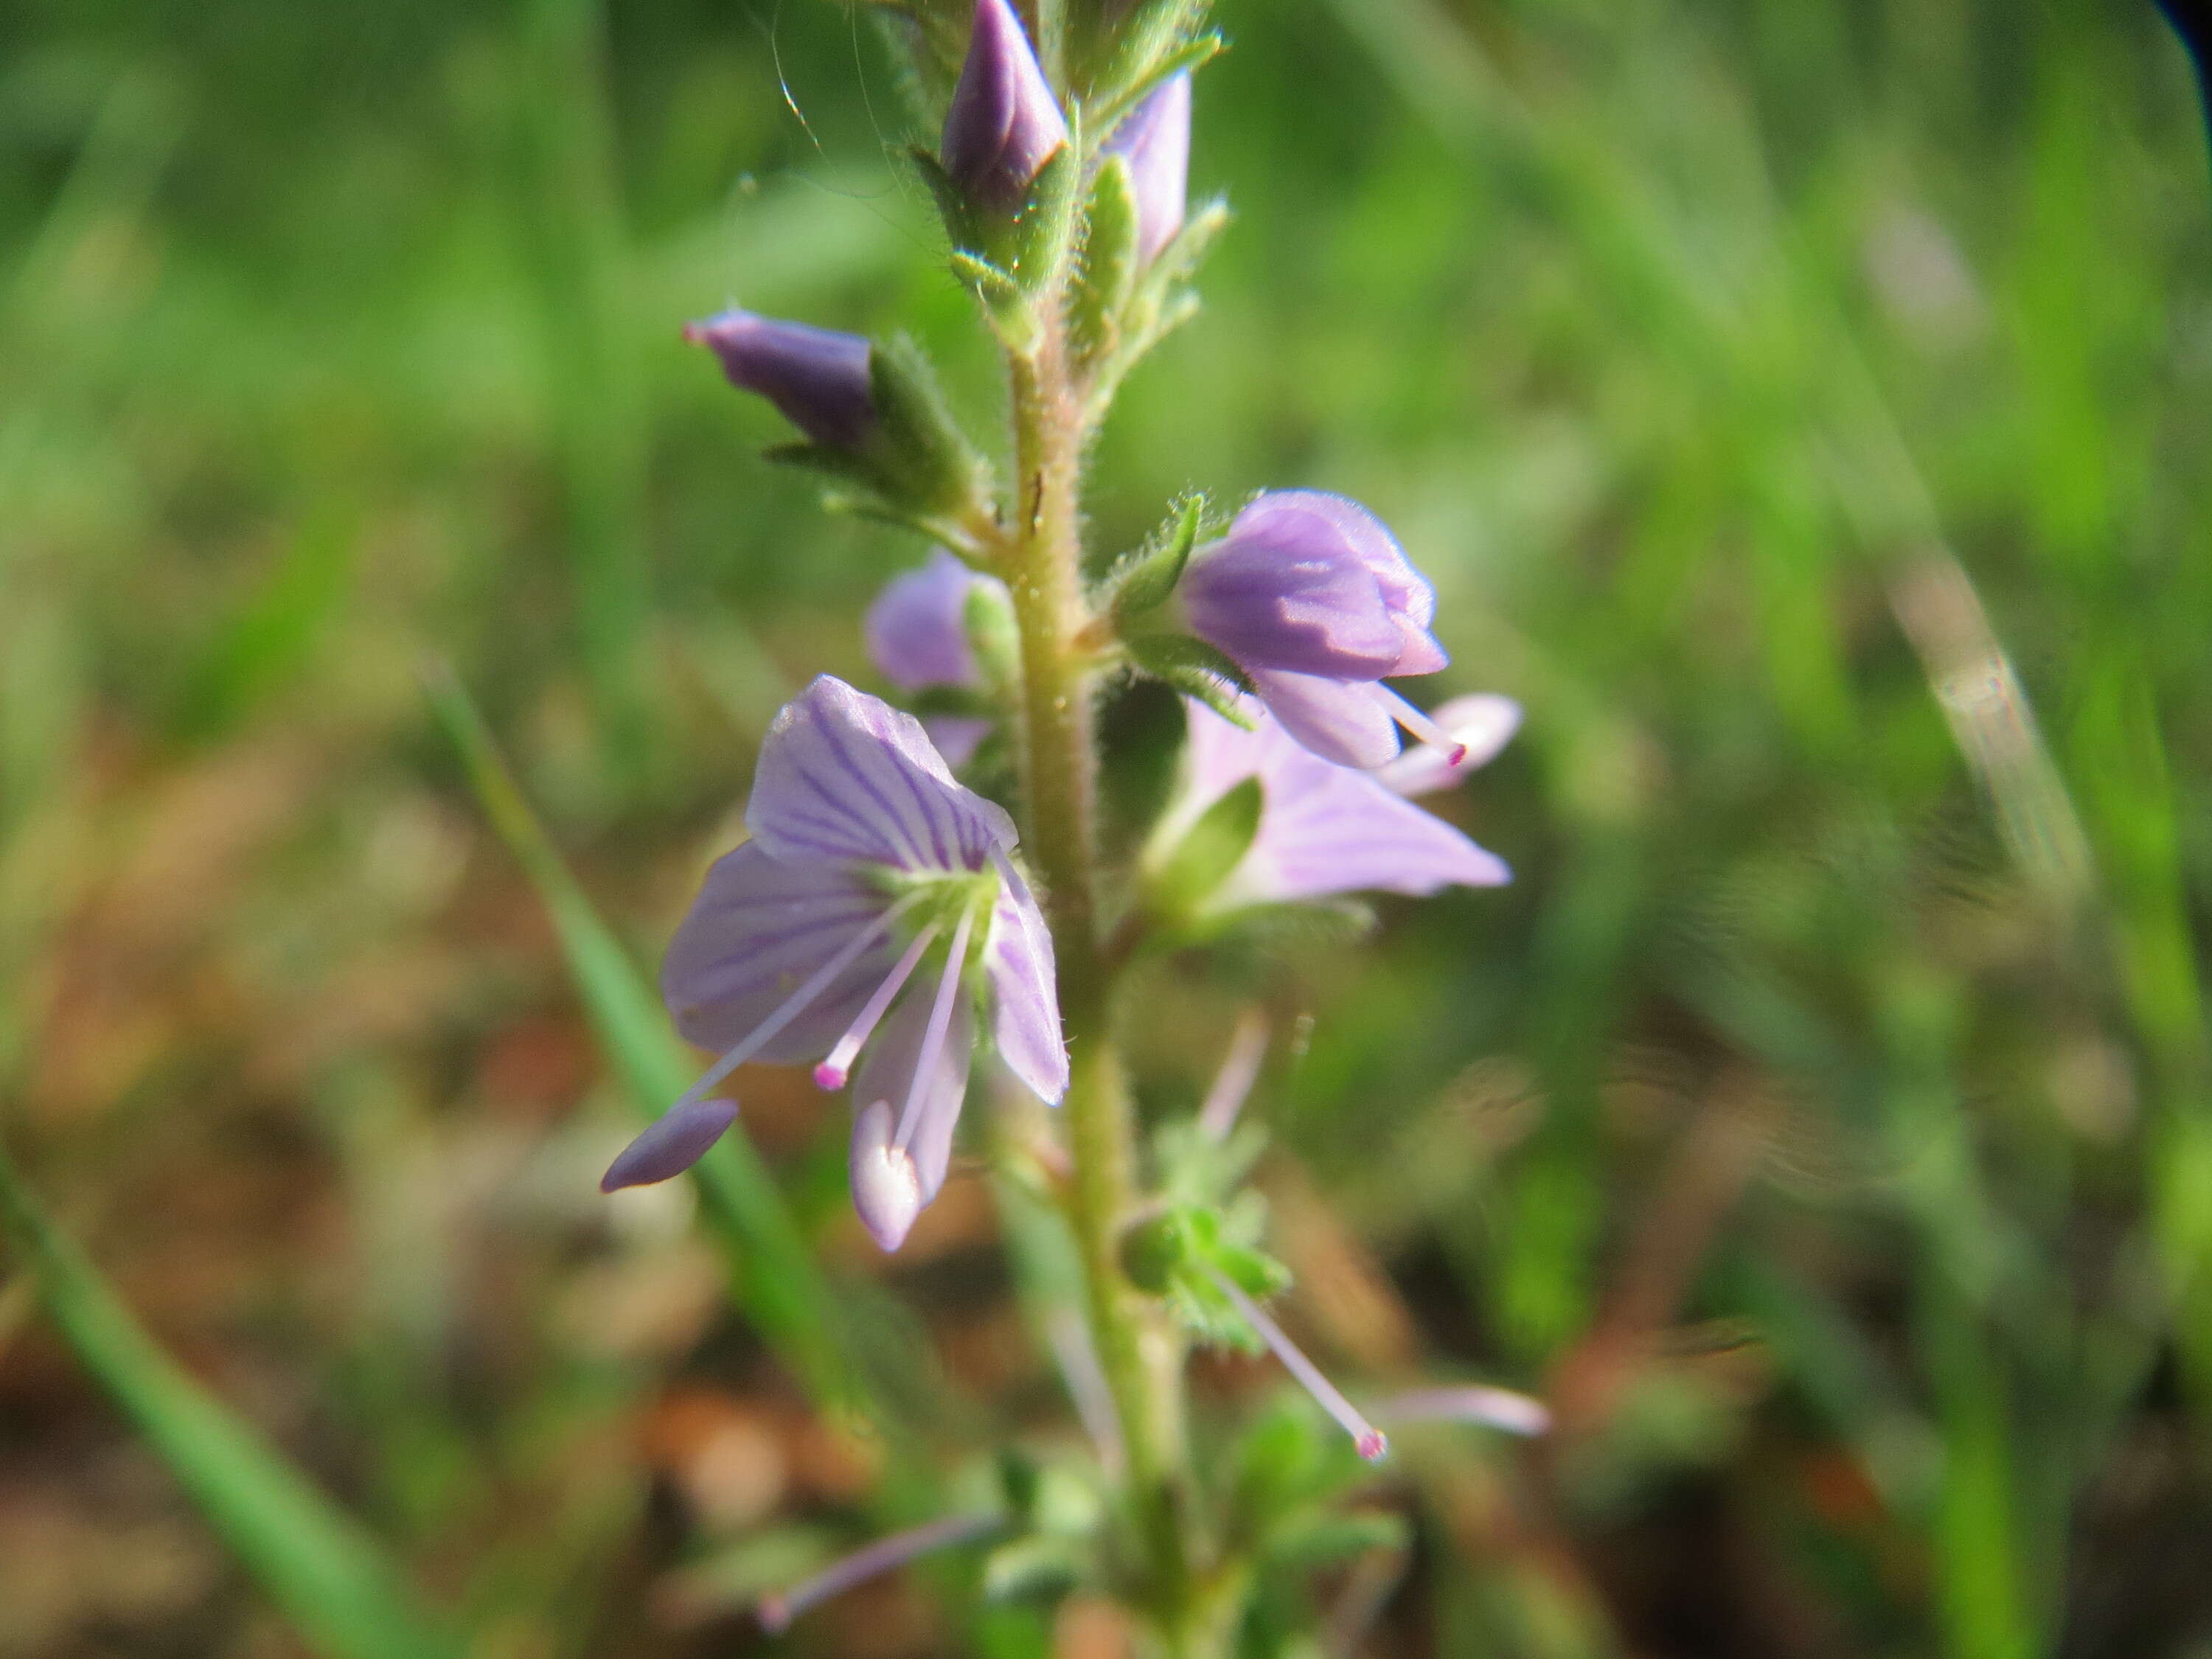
[0,1141,458,1659]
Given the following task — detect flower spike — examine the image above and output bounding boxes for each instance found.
[684,310,876,451]
[943,0,1071,212]
[1181,490,1459,768]
[1207,1265,1388,1462]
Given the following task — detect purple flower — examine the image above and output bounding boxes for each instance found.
[604,676,1065,1253]
[1371,694,1522,797]
[1104,72,1191,265]
[1182,490,1463,769]
[942,0,1070,212]
[864,551,993,694]
[1158,694,1509,908]
[684,310,876,451]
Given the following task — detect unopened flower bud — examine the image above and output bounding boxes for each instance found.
[1103,72,1190,263]
[865,550,993,694]
[943,0,1071,212]
[684,310,877,451]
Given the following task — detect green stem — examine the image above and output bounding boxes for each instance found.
[1001,317,1200,1645]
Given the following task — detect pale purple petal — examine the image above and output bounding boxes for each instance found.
[1183,535,1404,678]
[865,551,987,694]
[849,1100,923,1253]
[923,716,993,769]
[601,1097,741,1192]
[1180,698,1511,904]
[1186,492,1447,683]
[1104,72,1190,265]
[984,849,1068,1104]
[942,0,1069,212]
[661,841,898,1062]
[1244,670,1402,770]
[852,984,975,1204]
[748,675,1015,874]
[1374,695,1522,796]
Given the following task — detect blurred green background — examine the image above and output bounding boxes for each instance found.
[4,0,2211,1655]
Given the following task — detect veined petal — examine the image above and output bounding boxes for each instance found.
[1183,698,1511,904]
[749,675,1015,874]
[985,848,1068,1104]
[661,841,897,1061]
[1245,669,1402,769]
[853,984,975,1204]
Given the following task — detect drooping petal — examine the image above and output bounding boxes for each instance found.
[661,841,899,1060]
[865,550,988,693]
[984,848,1068,1104]
[748,675,1015,874]
[849,1101,923,1253]
[600,1097,741,1192]
[1243,669,1402,769]
[1180,697,1511,904]
[852,981,975,1204]
[1373,694,1522,796]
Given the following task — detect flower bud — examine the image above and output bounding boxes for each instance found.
[1103,72,1190,263]
[943,0,1071,212]
[864,550,993,693]
[684,310,876,451]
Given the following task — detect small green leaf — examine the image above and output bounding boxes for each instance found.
[981,1535,1088,1604]
[910,143,975,248]
[0,1143,459,1659]
[964,576,1021,693]
[1084,7,1220,120]
[1102,491,1205,619]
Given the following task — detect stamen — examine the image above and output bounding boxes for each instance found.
[669,893,923,1120]
[757,1512,1001,1635]
[1204,1265,1388,1462]
[1197,1009,1270,1143]
[892,904,977,1153]
[1374,1385,1551,1438]
[815,923,941,1091]
[1377,684,1468,765]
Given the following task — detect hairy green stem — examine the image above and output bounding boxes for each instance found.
[1001,317,1201,1646]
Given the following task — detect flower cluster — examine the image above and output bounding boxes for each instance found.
[606,2,1531,1571]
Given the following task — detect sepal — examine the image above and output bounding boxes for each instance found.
[1099,492,1204,619]
[870,333,992,514]
[949,248,1042,355]
[1070,155,1141,364]
[1145,775,1259,919]
[1124,633,1253,726]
